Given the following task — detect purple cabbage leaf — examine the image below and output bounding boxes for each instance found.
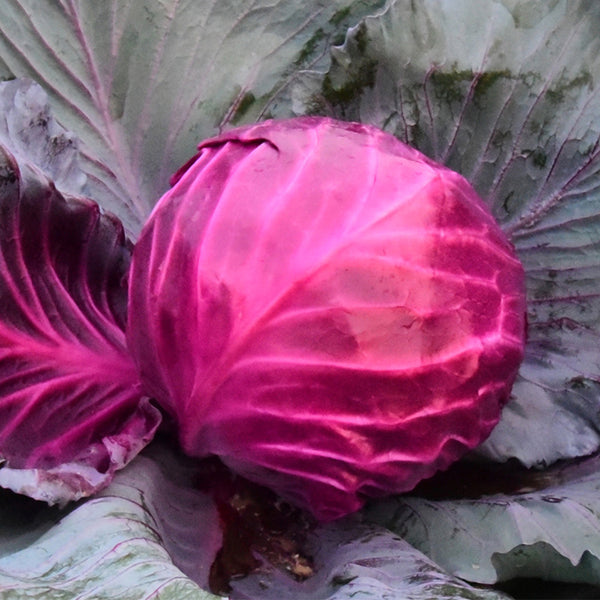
[0,85,161,503]
[0,440,510,600]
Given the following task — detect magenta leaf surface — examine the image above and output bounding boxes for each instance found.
[0,145,161,504]
[128,117,526,521]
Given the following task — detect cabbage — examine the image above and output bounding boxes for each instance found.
[127,117,527,520]
[1,1,599,596]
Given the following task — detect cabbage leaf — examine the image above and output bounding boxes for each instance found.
[0,78,86,197]
[0,442,511,600]
[0,443,221,599]
[367,454,600,587]
[0,80,161,503]
[0,0,384,236]
[231,516,511,599]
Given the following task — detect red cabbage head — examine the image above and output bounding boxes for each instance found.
[127,117,526,520]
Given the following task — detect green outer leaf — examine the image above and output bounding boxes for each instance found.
[290,0,600,222]
[479,324,600,467]
[230,517,511,600]
[0,443,511,600]
[366,455,600,586]
[0,444,223,600]
[285,0,600,468]
[0,0,384,236]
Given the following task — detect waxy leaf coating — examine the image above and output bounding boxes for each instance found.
[128,117,527,520]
